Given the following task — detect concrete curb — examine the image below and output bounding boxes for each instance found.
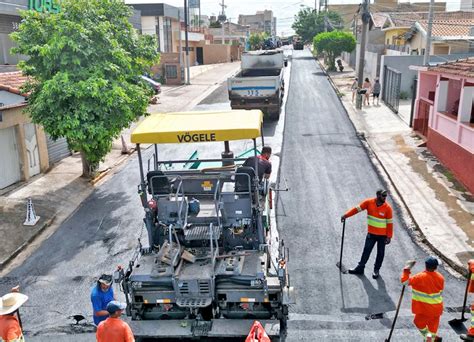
[315,57,467,277]
[90,152,133,186]
[0,215,56,271]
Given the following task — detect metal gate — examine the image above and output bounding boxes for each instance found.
[414,99,431,137]
[46,135,71,164]
[382,66,402,114]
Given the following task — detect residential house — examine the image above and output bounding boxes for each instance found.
[238,11,276,36]
[210,22,249,46]
[0,72,50,189]
[412,58,474,193]
[403,12,474,56]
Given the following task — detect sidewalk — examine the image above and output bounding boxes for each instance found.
[0,62,240,272]
[321,59,474,274]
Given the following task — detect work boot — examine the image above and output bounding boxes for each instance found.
[372,270,380,279]
[460,334,474,341]
[348,267,364,275]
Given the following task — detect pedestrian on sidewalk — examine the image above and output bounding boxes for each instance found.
[372,78,381,106]
[362,78,372,106]
[0,287,28,342]
[96,301,134,342]
[91,274,115,326]
[401,257,444,342]
[351,78,358,103]
[341,189,393,279]
[460,259,474,341]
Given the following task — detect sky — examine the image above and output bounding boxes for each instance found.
[126,0,463,36]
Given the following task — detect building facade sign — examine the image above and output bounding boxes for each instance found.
[189,0,200,9]
[28,0,60,14]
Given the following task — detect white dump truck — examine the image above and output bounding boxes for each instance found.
[228,50,286,121]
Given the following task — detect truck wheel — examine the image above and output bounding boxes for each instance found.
[269,108,281,121]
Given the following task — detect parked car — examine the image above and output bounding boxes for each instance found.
[141,75,162,95]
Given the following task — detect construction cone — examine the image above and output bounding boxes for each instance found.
[121,135,130,155]
[23,198,40,226]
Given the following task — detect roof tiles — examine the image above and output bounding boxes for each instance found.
[0,71,28,95]
[428,58,474,78]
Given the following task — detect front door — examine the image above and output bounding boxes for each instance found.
[0,126,21,189]
[24,123,41,177]
[196,47,204,65]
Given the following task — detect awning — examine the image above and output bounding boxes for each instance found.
[131,110,263,144]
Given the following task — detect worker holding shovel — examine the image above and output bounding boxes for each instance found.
[402,256,444,342]
[460,260,474,341]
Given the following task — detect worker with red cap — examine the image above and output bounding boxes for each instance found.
[341,189,393,279]
[402,256,444,341]
[460,259,474,341]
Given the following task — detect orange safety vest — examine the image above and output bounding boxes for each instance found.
[469,261,474,293]
[401,269,444,317]
[0,315,24,342]
[345,198,393,238]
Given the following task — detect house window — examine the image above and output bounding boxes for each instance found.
[165,65,178,79]
[421,48,425,56]
[163,18,173,53]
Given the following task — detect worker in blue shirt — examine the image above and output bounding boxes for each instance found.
[91,274,115,326]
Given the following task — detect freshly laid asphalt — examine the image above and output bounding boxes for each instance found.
[278,49,465,340]
[1,49,469,341]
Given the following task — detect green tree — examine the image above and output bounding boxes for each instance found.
[313,31,356,71]
[11,0,159,177]
[292,8,343,43]
[210,21,222,28]
[248,32,267,50]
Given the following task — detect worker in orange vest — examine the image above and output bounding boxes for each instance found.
[341,189,393,279]
[402,256,444,341]
[460,259,474,341]
[96,301,134,342]
[0,287,28,342]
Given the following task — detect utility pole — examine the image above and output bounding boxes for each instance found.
[356,0,369,110]
[423,0,435,65]
[178,9,182,80]
[219,0,226,45]
[184,0,191,85]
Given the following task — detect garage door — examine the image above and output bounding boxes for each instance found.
[46,135,71,164]
[0,127,21,189]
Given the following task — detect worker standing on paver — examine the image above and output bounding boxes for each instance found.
[0,288,28,342]
[91,274,115,326]
[460,260,474,341]
[96,301,134,342]
[243,146,272,180]
[341,189,393,279]
[402,256,444,342]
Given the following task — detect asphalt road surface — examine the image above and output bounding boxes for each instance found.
[278,49,466,341]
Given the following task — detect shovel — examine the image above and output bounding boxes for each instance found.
[336,220,348,274]
[448,270,472,332]
[385,284,406,342]
[385,260,416,342]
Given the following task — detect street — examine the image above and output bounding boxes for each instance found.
[279,49,465,340]
[0,49,468,341]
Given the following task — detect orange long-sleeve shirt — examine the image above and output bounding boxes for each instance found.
[96,317,135,342]
[401,269,444,317]
[0,315,23,342]
[344,198,393,238]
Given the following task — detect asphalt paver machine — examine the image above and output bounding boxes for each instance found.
[116,110,294,340]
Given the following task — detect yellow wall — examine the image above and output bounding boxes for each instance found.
[384,28,408,45]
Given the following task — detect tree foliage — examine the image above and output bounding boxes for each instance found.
[313,31,355,71]
[248,32,268,50]
[209,21,222,28]
[11,0,159,177]
[292,9,343,43]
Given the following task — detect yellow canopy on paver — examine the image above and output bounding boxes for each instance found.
[131,110,263,144]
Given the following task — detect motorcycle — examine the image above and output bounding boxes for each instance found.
[336,59,344,72]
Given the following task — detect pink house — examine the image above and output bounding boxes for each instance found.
[413,58,474,193]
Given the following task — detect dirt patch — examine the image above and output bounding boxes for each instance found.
[392,134,474,247]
